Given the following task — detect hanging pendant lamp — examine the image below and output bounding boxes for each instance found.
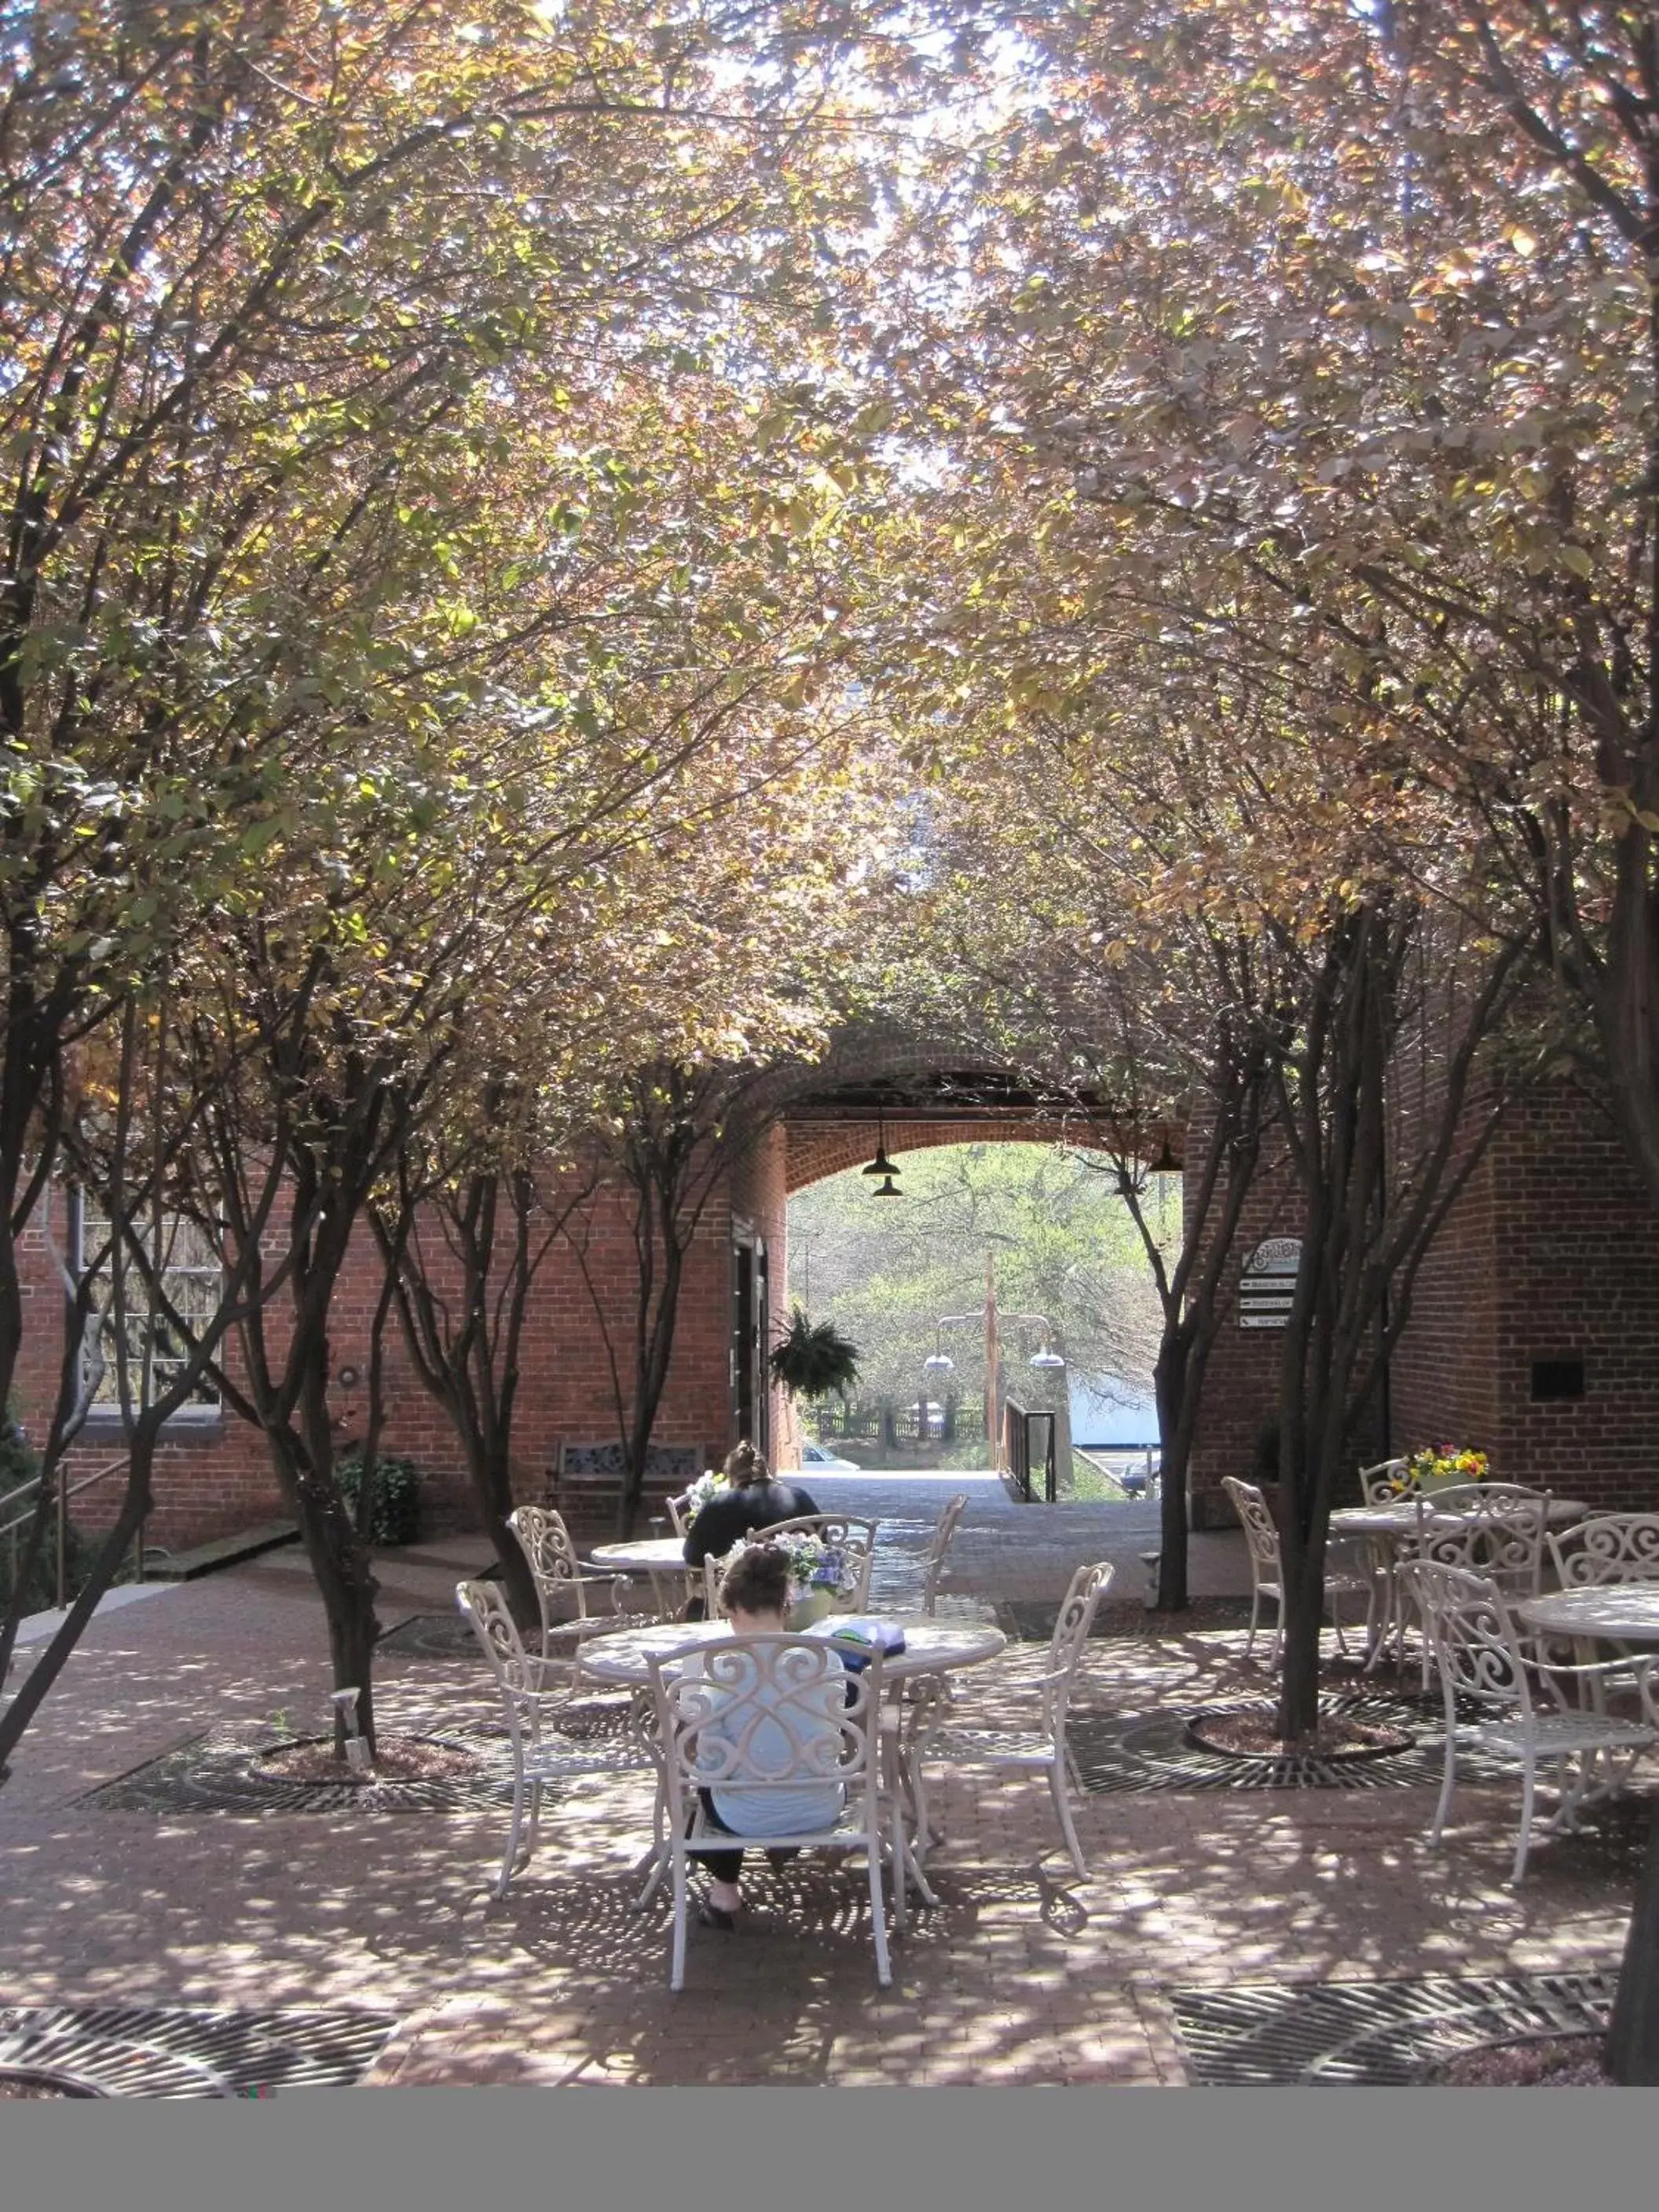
[862,1108,900,1190]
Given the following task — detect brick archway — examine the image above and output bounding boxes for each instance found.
[786,1113,1129,1194]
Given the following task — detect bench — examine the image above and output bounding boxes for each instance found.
[547,1441,705,1530]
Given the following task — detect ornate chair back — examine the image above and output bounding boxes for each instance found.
[1359,1458,1409,1503]
[1039,1560,1115,1739]
[1548,1514,1659,1589]
[456,1578,544,1755]
[1408,1486,1548,1595]
[1221,1477,1283,1580]
[921,1494,969,1615]
[1396,1560,1534,1721]
[664,1491,691,1538]
[646,1633,880,1835]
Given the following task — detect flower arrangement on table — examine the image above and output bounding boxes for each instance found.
[1393,1445,1489,1496]
[736,1529,859,1609]
[773,1530,859,1601]
[682,1470,726,1524]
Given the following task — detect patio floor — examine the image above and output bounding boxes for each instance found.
[0,1485,1641,2088]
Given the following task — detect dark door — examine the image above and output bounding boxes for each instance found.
[731,1236,770,1456]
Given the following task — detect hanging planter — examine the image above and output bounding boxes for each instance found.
[767,1308,862,1403]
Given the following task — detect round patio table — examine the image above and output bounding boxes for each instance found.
[580,1615,1006,1910]
[1518,1584,1659,1651]
[1329,1496,1589,1672]
[585,1537,690,1617]
[578,1613,1005,1689]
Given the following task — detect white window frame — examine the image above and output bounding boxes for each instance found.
[71,1189,223,1422]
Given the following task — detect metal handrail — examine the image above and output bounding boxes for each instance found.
[1,1453,138,1610]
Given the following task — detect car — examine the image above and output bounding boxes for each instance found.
[798,1440,861,1472]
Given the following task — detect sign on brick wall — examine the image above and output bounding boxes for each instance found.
[1239,1237,1301,1329]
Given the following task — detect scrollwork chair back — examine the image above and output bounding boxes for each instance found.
[1550,1514,1659,1589]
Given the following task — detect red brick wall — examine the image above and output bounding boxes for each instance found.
[17,1163,748,1554]
[1400,1086,1659,1510]
[1388,1133,1500,1467]
[1183,1131,1302,1518]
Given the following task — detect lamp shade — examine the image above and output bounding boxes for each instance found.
[923,1351,955,1375]
[1028,1345,1065,1371]
[871,1174,903,1199]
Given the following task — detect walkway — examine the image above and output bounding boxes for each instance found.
[0,1516,1637,2088]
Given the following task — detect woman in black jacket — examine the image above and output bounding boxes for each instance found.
[681,1442,819,1610]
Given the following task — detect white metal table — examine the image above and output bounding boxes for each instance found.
[578,1616,1007,1906]
[585,1537,694,1617]
[1518,1584,1659,1657]
[1331,1496,1588,1671]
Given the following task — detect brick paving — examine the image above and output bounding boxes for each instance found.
[0,1489,1642,2089]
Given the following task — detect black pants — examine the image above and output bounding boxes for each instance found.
[688,1790,745,1884]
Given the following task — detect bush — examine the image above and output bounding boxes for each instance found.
[335,1449,423,1546]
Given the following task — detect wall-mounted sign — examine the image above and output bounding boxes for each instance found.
[1239,1237,1301,1330]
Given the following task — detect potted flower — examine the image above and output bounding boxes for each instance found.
[766,1529,859,1627]
[1401,1445,1489,1497]
[681,1470,726,1526]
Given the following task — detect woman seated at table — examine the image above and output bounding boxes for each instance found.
[681,1441,819,1617]
[689,1542,845,1929]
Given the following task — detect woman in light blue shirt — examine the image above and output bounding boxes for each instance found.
[687,1544,847,1928]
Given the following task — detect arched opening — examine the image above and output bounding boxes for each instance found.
[781,1137,1180,1500]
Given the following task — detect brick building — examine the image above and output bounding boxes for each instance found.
[17,1055,1659,1557]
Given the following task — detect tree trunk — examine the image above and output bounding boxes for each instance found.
[1152,1344,1190,1611]
[1608,1805,1659,2083]
[470,1434,538,1626]
[268,1418,381,1759]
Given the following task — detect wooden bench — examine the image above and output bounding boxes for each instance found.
[547,1442,705,1531]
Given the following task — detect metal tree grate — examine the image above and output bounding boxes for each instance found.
[82,1708,643,1815]
[0,2005,400,2098]
[1164,1972,1616,2085]
[1068,1689,1515,1793]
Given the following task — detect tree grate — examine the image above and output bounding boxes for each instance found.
[81,1708,644,1815]
[1163,1972,1616,2084]
[0,2004,400,2098]
[1068,1689,1514,1793]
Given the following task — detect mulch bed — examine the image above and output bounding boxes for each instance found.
[1429,2035,1613,2087]
[0,2071,102,2098]
[256,1735,485,1785]
[1186,1704,1414,1762]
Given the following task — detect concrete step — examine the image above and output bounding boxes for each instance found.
[145,1522,299,1580]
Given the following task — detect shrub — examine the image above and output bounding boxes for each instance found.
[336,1449,423,1547]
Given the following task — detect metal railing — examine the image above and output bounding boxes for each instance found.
[0,1454,143,1611]
[1005,1401,1057,1504]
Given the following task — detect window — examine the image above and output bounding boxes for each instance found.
[74,1195,222,1417]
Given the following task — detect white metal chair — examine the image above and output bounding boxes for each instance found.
[1358,1457,1409,1503]
[1221,1476,1371,1662]
[921,1494,969,1616]
[1397,1560,1659,1881]
[904,1559,1114,1881]
[1548,1514,1659,1589]
[1400,1485,1550,1690]
[647,1634,898,1990]
[505,1505,631,1684]
[456,1579,640,1896]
